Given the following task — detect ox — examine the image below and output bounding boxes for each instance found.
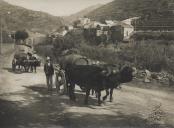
[65,64,134,105]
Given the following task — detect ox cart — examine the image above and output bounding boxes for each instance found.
[12,52,41,72]
[54,51,134,105]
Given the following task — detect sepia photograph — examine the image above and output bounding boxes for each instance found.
[0,0,174,127]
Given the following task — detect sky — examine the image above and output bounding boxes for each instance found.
[4,0,113,16]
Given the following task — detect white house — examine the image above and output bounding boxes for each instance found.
[120,22,134,41]
[96,30,103,36]
[105,20,115,26]
[79,17,91,25]
[121,17,140,41]
[57,30,68,36]
[76,17,91,28]
[111,21,134,41]
[67,25,74,31]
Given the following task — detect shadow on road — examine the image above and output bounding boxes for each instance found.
[2,67,36,74]
[63,111,174,128]
[25,85,99,107]
[0,84,173,128]
[2,67,24,74]
[24,85,50,95]
[0,84,69,128]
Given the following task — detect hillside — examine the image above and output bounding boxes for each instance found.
[0,0,64,33]
[63,4,102,23]
[87,0,173,21]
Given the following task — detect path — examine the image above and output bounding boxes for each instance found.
[0,51,174,128]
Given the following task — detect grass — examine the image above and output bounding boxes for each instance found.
[132,31,174,41]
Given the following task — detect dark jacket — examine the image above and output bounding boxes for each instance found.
[44,62,54,76]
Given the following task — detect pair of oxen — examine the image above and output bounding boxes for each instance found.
[59,53,135,105]
[12,53,40,72]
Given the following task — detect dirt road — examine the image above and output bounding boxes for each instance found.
[0,52,174,128]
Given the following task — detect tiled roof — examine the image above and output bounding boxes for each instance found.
[112,21,133,28]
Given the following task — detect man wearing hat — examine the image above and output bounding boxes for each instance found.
[44,56,54,91]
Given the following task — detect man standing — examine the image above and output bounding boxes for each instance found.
[44,56,54,91]
[29,54,34,72]
[32,53,38,73]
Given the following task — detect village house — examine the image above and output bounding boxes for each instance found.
[75,17,91,28]
[83,21,106,37]
[50,31,68,37]
[67,25,74,31]
[79,17,91,25]
[50,26,70,37]
[110,21,135,42]
[84,21,101,29]
[59,30,68,36]
[103,19,135,41]
[120,23,134,41]
[82,17,136,43]
[96,23,109,36]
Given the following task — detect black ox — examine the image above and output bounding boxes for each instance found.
[65,64,134,105]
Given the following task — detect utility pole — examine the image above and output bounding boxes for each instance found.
[14,32,15,49]
[0,15,2,54]
[11,31,16,49]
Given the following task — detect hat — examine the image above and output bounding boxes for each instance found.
[46,56,51,60]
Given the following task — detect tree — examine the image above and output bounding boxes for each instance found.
[73,20,80,28]
[110,26,123,46]
[99,18,106,24]
[15,30,29,43]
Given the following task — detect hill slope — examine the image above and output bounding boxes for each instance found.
[63,4,102,23]
[87,0,173,21]
[0,0,64,33]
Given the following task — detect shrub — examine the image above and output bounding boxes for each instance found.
[130,41,174,72]
[78,43,132,66]
[15,30,29,42]
[79,40,174,72]
[34,44,54,60]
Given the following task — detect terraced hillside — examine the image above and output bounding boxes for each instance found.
[87,0,173,21]
[133,15,174,31]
